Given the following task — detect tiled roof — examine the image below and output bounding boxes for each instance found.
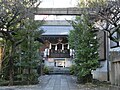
[41,25,73,35]
[44,20,71,26]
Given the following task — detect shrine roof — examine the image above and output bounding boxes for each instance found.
[44,20,71,26]
[41,25,73,35]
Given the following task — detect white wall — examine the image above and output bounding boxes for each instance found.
[65,58,72,67]
[44,58,72,67]
[44,58,54,67]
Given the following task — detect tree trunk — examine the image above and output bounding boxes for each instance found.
[27,68,31,84]
[9,44,16,86]
[9,57,14,85]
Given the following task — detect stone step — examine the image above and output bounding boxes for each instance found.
[49,72,70,75]
[48,67,70,75]
[49,70,70,75]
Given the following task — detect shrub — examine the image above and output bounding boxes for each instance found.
[43,66,49,74]
[69,65,76,75]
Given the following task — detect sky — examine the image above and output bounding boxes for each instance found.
[35,0,78,20]
[39,0,78,8]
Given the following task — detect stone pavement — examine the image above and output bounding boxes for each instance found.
[0,75,119,90]
[40,75,79,90]
[0,75,79,90]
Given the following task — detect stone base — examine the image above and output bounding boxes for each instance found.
[92,71,108,81]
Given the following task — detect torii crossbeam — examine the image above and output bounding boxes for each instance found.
[34,8,96,15]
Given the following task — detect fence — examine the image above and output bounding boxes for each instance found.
[110,48,120,86]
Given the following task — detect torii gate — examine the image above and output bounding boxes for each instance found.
[34,8,96,15]
[35,7,109,82]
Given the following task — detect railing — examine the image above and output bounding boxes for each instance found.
[49,49,70,58]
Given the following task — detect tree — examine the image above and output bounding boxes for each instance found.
[79,0,120,46]
[78,0,106,8]
[95,0,120,46]
[14,20,44,84]
[68,15,99,83]
[0,0,41,85]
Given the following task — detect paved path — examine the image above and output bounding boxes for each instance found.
[0,75,119,90]
[0,75,79,90]
[39,75,79,90]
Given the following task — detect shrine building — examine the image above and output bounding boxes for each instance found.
[40,20,74,67]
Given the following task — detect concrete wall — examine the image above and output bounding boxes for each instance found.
[44,58,54,67]
[92,60,108,81]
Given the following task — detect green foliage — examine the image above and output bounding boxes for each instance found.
[14,20,44,82]
[0,0,42,85]
[68,14,99,83]
[43,66,49,74]
[78,0,106,8]
[0,19,44,85]
[69,65,77,75]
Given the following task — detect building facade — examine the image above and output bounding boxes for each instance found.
[40,20,74,67]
